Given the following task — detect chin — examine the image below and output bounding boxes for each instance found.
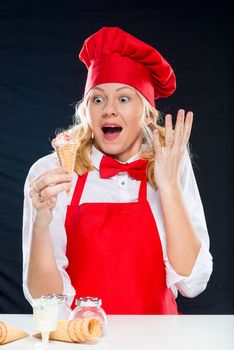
[99,144,124,156]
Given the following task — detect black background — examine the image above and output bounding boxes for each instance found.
[0,1,233,314]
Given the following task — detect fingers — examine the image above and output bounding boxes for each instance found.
[29,168,72,194]
[152,128,162,154]
[165,114,174,148]
[39,182,72,201]
[29,167,72,205]
[31,192,57,211]
[29,167,70,187]
[165,109,193,150]
[173,109,185,148]
[181,111,193,145]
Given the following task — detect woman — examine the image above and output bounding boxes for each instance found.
[22,27,213,314]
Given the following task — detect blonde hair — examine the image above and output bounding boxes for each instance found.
[66,88,190,189]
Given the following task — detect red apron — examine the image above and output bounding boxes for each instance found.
[65,172,179,314]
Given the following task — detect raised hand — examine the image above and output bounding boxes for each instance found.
[152,109,193,190]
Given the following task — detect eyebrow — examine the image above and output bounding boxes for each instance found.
[92,86,134,92]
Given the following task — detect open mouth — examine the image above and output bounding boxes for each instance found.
[101,125,123,140]
[102,126,123,134]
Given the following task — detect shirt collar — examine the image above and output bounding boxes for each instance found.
[91,145,141,171]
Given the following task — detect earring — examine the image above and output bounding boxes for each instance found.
[145,115,157,131]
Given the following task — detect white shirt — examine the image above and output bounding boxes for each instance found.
[22,146,213,307]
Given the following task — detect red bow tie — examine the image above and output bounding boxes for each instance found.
[99,155,148,180]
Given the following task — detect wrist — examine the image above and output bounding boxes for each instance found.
[157,182,182,195]
[33,210,52,230]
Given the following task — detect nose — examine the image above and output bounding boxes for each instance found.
[102,101,118,117]
[103,111,117,117]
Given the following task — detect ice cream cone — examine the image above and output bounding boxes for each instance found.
[55,144,78,173]
[52,131,79,195]
[0,321,29,345]
[34,318,101,343]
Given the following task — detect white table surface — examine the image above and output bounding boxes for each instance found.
[0,314,233,350]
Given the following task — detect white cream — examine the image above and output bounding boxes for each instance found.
[52,131,78,147]
[33,297,59,346]
[34,307,58,331]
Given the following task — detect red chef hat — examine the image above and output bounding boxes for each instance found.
[79,27,176,107]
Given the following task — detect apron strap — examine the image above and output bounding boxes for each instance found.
[138,176,147,202]
[70,172,88,206]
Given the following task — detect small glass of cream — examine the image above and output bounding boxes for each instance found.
[33,296,59,347]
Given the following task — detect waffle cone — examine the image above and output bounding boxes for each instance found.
[34,318,101,343]
[55,144,78,195]
[55,144,78,173]
[0,321,29,345]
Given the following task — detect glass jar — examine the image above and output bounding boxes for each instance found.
[71,296,107,332]
[42,294,72,321]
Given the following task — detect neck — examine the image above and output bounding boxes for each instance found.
[94,140,142,163]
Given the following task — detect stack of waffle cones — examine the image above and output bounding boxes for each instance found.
[0,321,29,345]
[34,318,101,343]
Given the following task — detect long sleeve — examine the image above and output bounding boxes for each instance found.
[163,149,213,297]
[22,153,76,306]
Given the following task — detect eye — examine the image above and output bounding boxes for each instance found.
[119,96,129,103]
[92,96,104,104]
